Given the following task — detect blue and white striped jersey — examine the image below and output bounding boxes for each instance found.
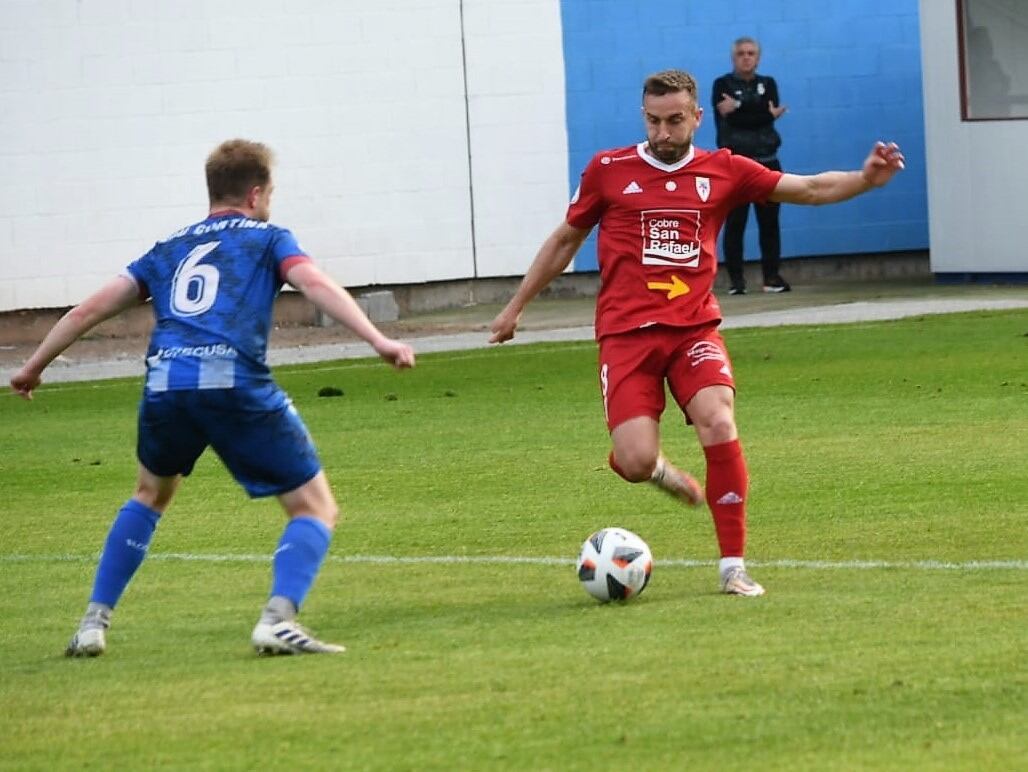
[125,210,309,391]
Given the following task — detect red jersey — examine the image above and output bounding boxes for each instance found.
[566,143,782,338]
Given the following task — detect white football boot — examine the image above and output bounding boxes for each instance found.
[650,456,704,507]
[65,607,111,657]
[720,566,766,597]
[251,620,345,655]
[65,627,107,657]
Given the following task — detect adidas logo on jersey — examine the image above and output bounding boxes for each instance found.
[716,491,744,505]
[622,181,643,194]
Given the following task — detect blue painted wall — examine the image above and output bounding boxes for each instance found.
[559,0,927,272]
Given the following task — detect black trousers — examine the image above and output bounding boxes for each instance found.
[721,159,782,288]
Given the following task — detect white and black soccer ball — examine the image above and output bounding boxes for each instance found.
[576,527,653,602]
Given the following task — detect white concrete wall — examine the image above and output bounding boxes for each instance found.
[919,1,1028,274]
[462,0,569,277]
[0,0,569,311]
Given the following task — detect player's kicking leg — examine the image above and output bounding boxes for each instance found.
[609,417,704,506]
[252,471,345,655]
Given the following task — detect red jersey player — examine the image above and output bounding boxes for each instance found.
[490,69,904,596]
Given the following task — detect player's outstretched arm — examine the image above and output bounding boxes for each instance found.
[9,275,142,400]
[770,141,905,206]
[285,261,414,369]
[489,222,591,344]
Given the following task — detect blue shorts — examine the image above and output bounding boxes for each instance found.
[137,383,321,498]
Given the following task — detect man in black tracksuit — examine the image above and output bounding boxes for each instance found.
[713,37,790,294]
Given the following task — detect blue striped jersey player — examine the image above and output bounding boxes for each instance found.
[10,139,416,656]
[126,215,308,392]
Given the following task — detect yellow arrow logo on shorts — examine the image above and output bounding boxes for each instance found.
[647,275,690,300]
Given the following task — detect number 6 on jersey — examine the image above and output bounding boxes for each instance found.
[171,241,220,316]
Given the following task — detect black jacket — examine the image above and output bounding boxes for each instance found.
[711,72,782,162]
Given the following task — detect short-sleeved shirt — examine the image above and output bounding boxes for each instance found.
[566,143,782,339]
[124,210,310,392]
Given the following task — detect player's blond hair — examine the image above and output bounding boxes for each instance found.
[642,70,698,101]
[205,139,274,204]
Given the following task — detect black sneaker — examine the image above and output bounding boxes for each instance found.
[728,286,746,296]
[762,276,791,293]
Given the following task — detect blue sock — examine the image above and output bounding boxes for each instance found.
[90,500,161,608]
[271,516,332,611]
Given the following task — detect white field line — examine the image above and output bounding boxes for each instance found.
[1,552,1025,571]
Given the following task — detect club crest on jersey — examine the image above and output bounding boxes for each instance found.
[695,176,711,202]
[640,209,701,268]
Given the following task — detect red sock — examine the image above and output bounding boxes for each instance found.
[703,439,748,558]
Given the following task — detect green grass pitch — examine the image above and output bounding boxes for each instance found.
[1,310,1026,770]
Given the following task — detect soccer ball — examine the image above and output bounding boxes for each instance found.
[576,527,653,602]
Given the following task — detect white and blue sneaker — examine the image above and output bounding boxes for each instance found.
[251,620,345,655]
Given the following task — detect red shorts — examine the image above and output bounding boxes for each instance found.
[597,324,736,431]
